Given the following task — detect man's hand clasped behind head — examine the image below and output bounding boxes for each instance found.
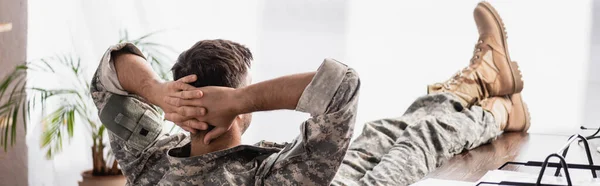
[163,86,242,144]
[150,75,210,134]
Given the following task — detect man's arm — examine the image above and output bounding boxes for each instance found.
[111,50,207,132]
[237,72,316,111]
[262,60,360,185]
[112,50,162,105]
[164,60,358,144]
[90,43,206,184]
[165,59,360,184]
[164,72,316,143]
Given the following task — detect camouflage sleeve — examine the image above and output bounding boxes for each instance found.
[90,43,186,185]
[257,59,360,185]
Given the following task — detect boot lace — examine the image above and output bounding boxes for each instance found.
[442,40,484,89]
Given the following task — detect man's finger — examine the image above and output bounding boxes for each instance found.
[164,96,203,107]
[177,106,207,117]
[197,121,209,130]
[163,96,181,107]
[173,81,198,91]
[180,126,197,134]
[204,127,229,145]
[160,103,178,114]
[183,120,209,130]
[164,96,196,107]
[176,74,197,83]
[171,90,203,99]
[169,74,197,91]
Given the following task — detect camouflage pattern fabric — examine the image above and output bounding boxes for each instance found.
[331,93,502,186]
[90,43,360,186]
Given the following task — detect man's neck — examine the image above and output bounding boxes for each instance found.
[190,129,241,157]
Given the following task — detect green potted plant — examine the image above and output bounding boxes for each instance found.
[0,30,176,186]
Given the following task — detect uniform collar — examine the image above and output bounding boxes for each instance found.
[166,142,282,177]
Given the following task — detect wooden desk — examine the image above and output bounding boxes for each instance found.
[425,132,600,182]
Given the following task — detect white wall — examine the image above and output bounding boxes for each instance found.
[584,0,600,129]
[26,0,593,185]
[247,0,594,144]
[344,0,592,137]
[243,0,349,144]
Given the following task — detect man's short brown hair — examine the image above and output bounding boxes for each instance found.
[172,39,252,88]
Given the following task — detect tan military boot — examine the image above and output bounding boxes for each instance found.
[480,93,530,132]
[428,2,524,106]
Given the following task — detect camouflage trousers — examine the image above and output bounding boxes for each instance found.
[331,93,503,186]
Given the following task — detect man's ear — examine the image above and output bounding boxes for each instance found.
[235,114,245,122]
[236,113,252,134]
[232,115,242,124]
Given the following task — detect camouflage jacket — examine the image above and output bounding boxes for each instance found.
[90,43,360,186]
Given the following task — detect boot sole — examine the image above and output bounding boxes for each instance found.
[479,2,524,94]
[505,94,531,132]
[522,101,531,132]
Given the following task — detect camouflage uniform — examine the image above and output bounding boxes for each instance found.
[91,43,359,186]
[92,43,502,186]
[331,93,502,186]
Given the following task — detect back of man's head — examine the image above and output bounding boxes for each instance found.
[172,39,252,88]
[171,39,253,136]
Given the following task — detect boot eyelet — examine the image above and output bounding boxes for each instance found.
[478,40,483,44]
[475,56,479,59]
[477,48,482,52]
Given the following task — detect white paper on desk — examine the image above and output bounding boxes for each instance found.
[410,178,474,186]
[477,170,600,185]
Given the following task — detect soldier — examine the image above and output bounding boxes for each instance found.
[91,2,528,185]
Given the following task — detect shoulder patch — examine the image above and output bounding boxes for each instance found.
[100,94,162,152]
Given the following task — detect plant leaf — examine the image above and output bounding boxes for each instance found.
[40,58,56,73]
[40,103,77,158]
[67,108,74,138]
[11,102,18,145]
[98,124,105,138]
[3,107,10,151]
[0,71,17,100]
